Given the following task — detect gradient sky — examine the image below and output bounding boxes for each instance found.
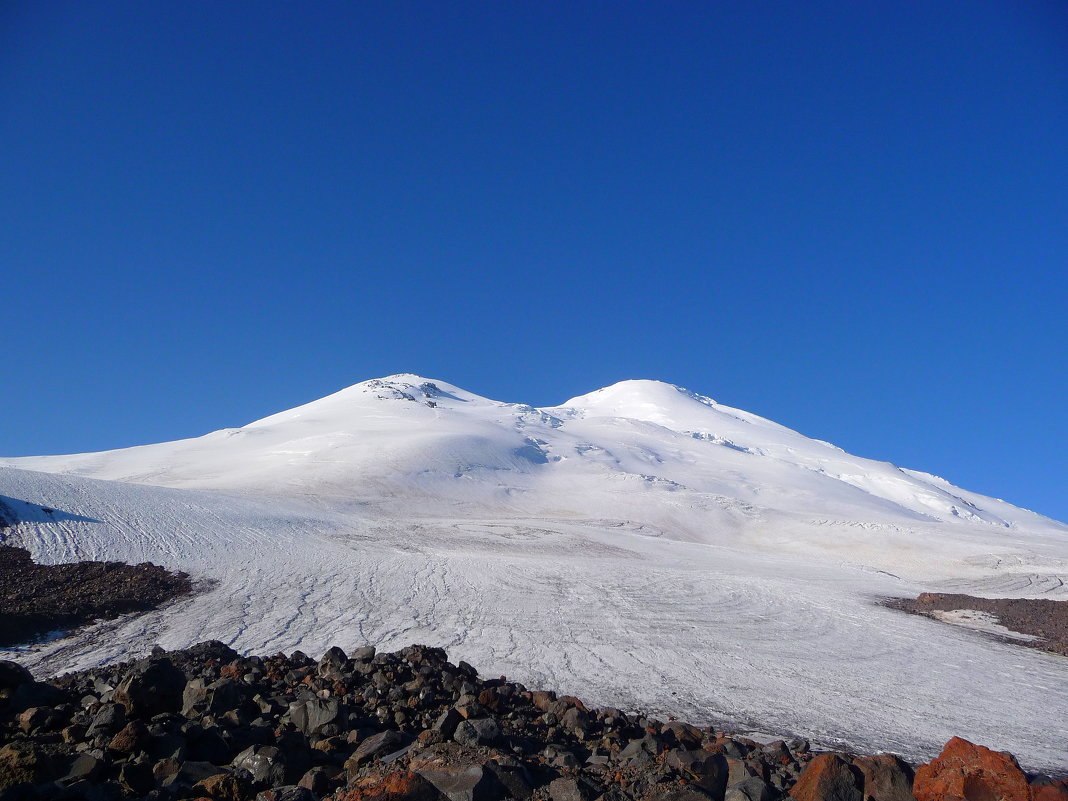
[2,2,1067,522]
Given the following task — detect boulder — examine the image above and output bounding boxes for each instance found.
[790,753,863,801]
[159,760,228,793]
[433,708,463,739]
[86,702,127,739]
[114,657,185,718]
[289,696,342,735]
[726,757,762,787]
[649,786,718,801]
[233,745,289,788]
[0,660,33,691]
[913,737,1033,801]
[352,645,377,662]
[1032,779,1068,801]
[666,749,729,797]
[452,717,500,747]
[107,719,152,755]
[17,705,57,733]
[348,730,413,768]
[318,646,348,677]
[59,753,106,786]
[852,754,915,801]
[298,765,344,796]
[10,680,64,712]
[663,721,705,749]
[415,764,503,801]
[335,769,444,800]
[183,677,210,716]
[119,759,156,796]
[195,771,251,801]
[0,741,58,790]
[726,777,774,801]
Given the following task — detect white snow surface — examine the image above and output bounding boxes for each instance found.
[2,375,1067,770]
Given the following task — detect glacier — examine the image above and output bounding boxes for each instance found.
[1,375,1066,770]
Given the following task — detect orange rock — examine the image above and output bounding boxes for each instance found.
[193,772,246,801]
[790,753,863,801]
[334,769,443,801]
[219,661,244,679]
[913,737,1033,801]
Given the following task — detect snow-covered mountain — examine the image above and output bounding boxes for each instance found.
[2,375,1067,769]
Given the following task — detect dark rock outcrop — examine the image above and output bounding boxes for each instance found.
[0,545,191,647]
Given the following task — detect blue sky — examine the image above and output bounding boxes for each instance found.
[2,2,1067,522]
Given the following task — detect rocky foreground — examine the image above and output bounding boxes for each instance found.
[1,643,1065,801]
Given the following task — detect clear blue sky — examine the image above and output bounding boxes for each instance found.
[3,2,1067,522]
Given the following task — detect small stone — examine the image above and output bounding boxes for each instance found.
[453,717,500,747]
[549,776,588,801]
[255,786,315,801]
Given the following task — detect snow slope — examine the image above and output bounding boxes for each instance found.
[2,375,1067,770]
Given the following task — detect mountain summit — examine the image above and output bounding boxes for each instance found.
[5,374,1063,536]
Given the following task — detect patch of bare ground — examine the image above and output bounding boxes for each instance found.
[885,592,1068,657]
[0,545,192,648]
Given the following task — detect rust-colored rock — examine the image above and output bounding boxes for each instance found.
[1032,780,1068,801]
[193,772,247,801]
[790,753,863,801]
[334,769,444,801]
[913,737,1033,801]
[532,690,556,712]
[108,719,151,755]
[477,687,501,712]
[852,754,915,801]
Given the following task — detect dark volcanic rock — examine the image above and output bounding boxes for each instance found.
[0,545,191,648]
[886,592,1068,657]
[852,753,915,801]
